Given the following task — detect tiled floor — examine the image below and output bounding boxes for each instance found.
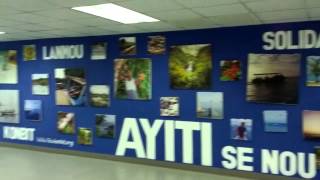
[0,146,250,180]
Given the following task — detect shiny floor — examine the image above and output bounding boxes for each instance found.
[0,147,250,180]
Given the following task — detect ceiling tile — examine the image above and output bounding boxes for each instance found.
[117,0,185,13]
[149,9,203,21]
[33,8,97,20]
[192,3,248,17]
[42,20,86,29]
[244,0,305,12]
[209,13,261,26]
[306,0,320,8]
[0,19,25,27]
[175,0,240,8]
[0,0,61,11]
[5,13,61,24]
[263,18,309,24]
[47,0,129,8]
[308,8,320,18]
[98,24,144,33]
[129,21,180,31]
[168,18,217,29]
[67,17,122,27]
[257,9,308,21]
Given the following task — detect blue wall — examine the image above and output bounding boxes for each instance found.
[0,20,319,179]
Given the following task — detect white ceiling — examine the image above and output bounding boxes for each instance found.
[0,0,318,41]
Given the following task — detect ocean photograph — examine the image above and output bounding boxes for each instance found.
[246,54,300,104]
[303,111,320,139]
[197,92,223,119]
[263,110,288,132]
[24,100,42,121]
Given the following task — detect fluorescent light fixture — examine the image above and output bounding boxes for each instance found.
[0,32,6,35]
[72,3,160,24]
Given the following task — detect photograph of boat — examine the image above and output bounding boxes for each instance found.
[55,68,86,106]
[0,90,19,124]
[246,54,300,104]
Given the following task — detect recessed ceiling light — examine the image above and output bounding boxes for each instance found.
[0,32,6,35]
[72,3,160,24]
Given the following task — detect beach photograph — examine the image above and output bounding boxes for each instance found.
[160,97,179,116]
[303,110,320,139]
[230,118,252,141]
[90,85,110,107]
[32,74,49,95]
[55,68,86,106]
[24,100,42,121]
[57,112,75,134]
[114,58,151,100]
[169,44,212,89]
[96,114,115,138]
[0,90,19,124]
[196,92,223,119]
[263,110,288,132]
[246,54,300,104]
[0,50,18,84]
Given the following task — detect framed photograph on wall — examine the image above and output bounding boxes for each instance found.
[57,111,75,134]
[160,97,179,116]
[147,35,166,55]
[220,60,241,81]
[0,50,18,84]
[89,85,110,107]
[263,110,288,132]
[32,74,49,95]
[306,56,320,87]
[315,147,320,169]
[230,118,252,141]
[246,54,300,104]
[78,128,93,145]
[91,42,107,60]
[114,58,151,100]
[24,100,42,121]
[303,110,320,139]
[55,68,86,106]
[0,90,19,124]
[169,44,212,89]
[95,114,115,138]
[23,44,37,61]
[196,92,223,119]
[119,37,136,56]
